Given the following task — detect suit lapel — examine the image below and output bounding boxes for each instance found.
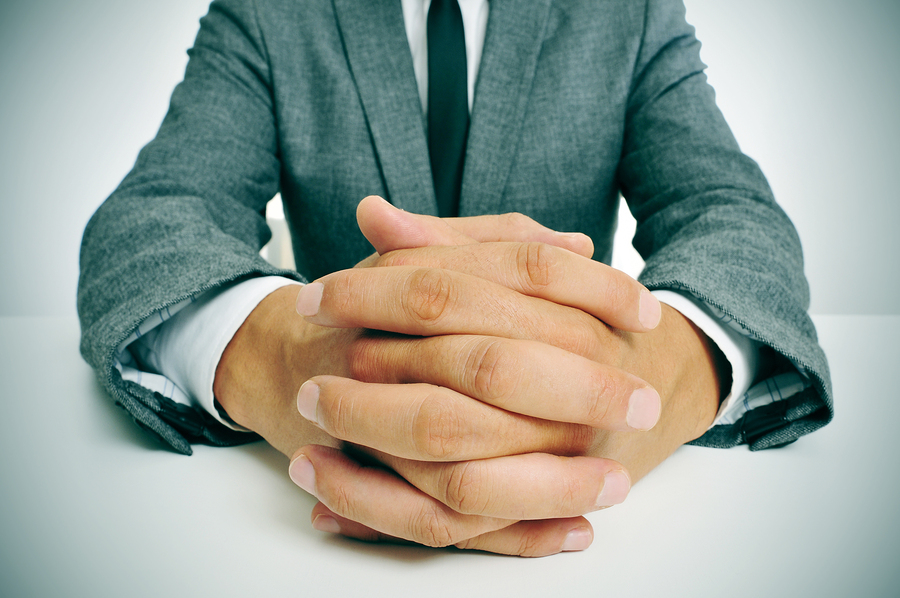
[460,0,552,215]
[332,0,437,215]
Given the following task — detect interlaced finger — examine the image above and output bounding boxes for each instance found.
[296,375,597,461]
[347,334,661,431]
[374,242,660,332]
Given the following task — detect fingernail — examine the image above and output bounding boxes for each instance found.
[297,381,321,427]
[296,282,324,316]
[596,470,630,508]
[639,291,661,329]
[312,514,342,534]
[626,387,661,431]
[289,454,317,496]
[561,527,593,552]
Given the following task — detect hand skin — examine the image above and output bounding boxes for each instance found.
[214,196,724,557]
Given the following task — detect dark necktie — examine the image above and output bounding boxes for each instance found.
[427,0,468,218]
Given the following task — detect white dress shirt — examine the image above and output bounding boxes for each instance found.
[124,0,759,432]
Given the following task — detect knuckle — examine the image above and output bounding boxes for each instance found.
[562,423,596,456]
[515,242,553,291]
[412,392,462,460]
[410,504,457,548]
[466,339,518,403]
[558,474,585,513]
[503,211,530,230]
[515,528,546,558]
[346,337,380,382]
[443,462,489,515]
[347,339,378,382]
[332,271,356,314]
[585,372,617,425]
[600,270,634,313]
[328,480,355,519]
[326,391,353,439]
[404,268,454,326]
[556,321,603,359]
[557,313,612,360]
[375,250,408,268]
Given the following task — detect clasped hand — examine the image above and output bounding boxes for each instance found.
[215,196,719,557]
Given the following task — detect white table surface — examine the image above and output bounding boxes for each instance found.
[1,315,897,597]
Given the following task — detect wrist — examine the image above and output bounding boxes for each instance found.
[588,304,724,480]
[661,304,728,439]
[214,285,338,456]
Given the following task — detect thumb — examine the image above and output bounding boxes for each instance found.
[356,196,476,255]
[357,195,594,258]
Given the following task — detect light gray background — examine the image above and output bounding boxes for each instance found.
[1,4,898,598]
[1,0,898,316]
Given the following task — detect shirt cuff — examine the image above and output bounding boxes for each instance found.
[651,290,761,428]
[128,277,301,431]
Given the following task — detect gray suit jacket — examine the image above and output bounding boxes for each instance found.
[78,0,832,455]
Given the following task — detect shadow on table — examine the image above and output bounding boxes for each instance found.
[239,439,467,565]
[89,374,175,453]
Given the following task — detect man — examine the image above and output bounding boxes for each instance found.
[78,0,832,557]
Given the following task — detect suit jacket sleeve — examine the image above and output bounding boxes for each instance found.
[619,0,832,449]
[77,0,299,454]
[78,0,833,454]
